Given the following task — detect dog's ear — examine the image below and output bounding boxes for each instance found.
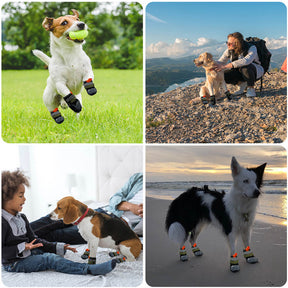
[71,9,79,18]
[204,53,213,64]
[231,156,241,177]
[42,17,54,31]
[63,204,79,224]
[249,163,267,188]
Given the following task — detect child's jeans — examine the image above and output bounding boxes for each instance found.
[3,249,88,275]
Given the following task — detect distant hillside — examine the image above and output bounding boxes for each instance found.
[146,48,287,95]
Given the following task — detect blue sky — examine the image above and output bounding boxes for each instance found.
[146,2,287,58]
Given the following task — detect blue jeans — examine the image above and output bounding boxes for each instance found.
[3,249,88,275]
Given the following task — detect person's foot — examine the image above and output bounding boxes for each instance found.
[87,259,117,275]
[246,87,256,97]
[233,82,247,96]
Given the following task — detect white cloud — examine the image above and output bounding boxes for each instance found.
[146,12,167,24]
[264,36,287,50]
[147,36,287,59]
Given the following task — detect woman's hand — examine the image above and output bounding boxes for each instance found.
[214,62,233,71]
[117,202,143,217]
[64,244,77,253]
[25,239,43,250]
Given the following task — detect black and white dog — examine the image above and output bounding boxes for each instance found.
[165,157,266,272]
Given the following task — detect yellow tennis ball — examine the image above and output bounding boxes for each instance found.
[69,30,88,40]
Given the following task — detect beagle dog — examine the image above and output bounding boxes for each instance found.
[50,196,142,263]
[194,52,232,105]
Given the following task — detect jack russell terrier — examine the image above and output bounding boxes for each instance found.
[33,9,97,124]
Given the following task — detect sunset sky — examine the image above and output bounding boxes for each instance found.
[146,146,287,182]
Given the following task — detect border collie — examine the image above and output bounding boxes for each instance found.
[165,156,266,272]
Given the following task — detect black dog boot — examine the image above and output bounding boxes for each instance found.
[230,253,240,272]
[179,246,188,262]
[81,249,90,260]
[191,243,203,257]
[201,95,208,105]
[210,95,216,105]
[63,93,82,113]
[243,246,258,264]
[225,90,232,101]
[109,251,120,258]
[88,257,96,264]
[50,108,64,124]
[115,257,126,263]
[84,78,97,95]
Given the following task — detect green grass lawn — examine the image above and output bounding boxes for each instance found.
[2,69,143,143]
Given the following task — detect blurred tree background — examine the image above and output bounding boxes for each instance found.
[1,2,143,69]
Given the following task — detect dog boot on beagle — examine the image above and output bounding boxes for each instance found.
[63,93,82,113]
[115,257,126,263]
[243,246,258,264]
[81,249,90,260]
[191,243,203,257]
[84,78,97,95]
[87,259,117,275]
[88,256,96,264]
[230,253,240,272]
[50,108,64,124]
[109,251,121,258]
[225,90,232,101]
[179,246,188,261]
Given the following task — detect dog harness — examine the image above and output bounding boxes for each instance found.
[84,78,97,95]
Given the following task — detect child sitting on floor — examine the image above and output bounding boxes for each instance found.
[2,170,116,275]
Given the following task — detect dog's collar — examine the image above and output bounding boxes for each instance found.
[73,207,89,225]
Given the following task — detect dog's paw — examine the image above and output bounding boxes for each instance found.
[210,95,216,105]
[84,79,97,95]
[60,99,68,109]
[246,256,258,264]
[63,93,82,113]
[230,254,240,272]
[230,264,240,272]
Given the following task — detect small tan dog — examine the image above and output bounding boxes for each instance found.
[194,52,232,105]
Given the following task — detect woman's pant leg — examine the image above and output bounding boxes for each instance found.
[239,64,257,86]
[224,69,245,85]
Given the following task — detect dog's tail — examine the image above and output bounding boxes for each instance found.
[167,222,187,247]
[32,49,51,66]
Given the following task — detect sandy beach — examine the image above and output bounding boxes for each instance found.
[146,197,287,286]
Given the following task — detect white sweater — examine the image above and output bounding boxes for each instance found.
[218,45,264,79]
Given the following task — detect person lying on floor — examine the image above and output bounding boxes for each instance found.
[30,173,143,245]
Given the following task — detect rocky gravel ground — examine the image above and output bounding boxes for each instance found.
[146,72,287,143]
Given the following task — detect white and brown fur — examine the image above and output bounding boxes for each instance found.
[166,157,266,272]
[33,9,96,124]
[194,52,231,105]
[51,196,142,262]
